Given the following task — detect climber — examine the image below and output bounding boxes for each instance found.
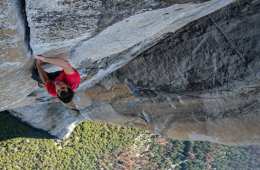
[31,54,80,103]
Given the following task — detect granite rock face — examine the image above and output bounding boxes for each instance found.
[1,0,260,145]
[0,0,34,111]
[25,0,207,55]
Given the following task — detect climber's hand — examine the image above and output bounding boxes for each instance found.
[35,55,46,62]
[36,59,44,65]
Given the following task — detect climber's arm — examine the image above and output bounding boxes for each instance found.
[35,55,74,74]
[36,60,49,84]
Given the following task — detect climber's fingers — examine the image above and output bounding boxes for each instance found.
[36,59,43,65]
[35,55,45,62]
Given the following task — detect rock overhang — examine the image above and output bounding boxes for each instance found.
[1,0,260,145]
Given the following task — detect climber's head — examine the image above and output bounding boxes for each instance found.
[55,81,74,103]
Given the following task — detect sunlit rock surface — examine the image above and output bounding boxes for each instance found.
[25,0,207,55]
[1,0,260,145]
[0,0,34,111]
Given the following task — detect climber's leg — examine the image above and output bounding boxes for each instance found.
[31,61,43,86]
[31,61,61,87]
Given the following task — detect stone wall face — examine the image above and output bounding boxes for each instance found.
[25,0,208,55]
[1,0,260,145]
[0,0,34,110]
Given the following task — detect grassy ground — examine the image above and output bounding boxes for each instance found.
[0,111,259,170]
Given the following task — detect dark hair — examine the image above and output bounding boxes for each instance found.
[57,88,74,103]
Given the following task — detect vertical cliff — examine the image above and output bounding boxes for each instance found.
[1,0,260,145]
[0,0,34,111]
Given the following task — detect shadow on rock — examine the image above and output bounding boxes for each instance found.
[0,111,55,141]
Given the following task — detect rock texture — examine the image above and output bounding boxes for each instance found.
[25,0,207,55]
[1,0,260,145]
[0,0,34,111]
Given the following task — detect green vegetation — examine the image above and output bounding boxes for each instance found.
[98,136,254,170]
[0,112,142,170]
[0,112,257,170]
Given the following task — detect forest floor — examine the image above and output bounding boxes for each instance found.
[0,111,259,170]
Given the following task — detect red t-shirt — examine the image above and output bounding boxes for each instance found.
[44,69,80,97]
